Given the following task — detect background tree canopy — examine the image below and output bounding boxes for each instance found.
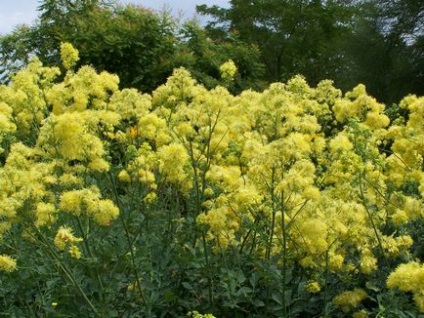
[0,0,264,93]
[197,0,424,104]
[0,0,422,103]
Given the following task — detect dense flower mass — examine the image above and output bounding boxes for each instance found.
[219,60,237,82]
[0,43,424,316]
[333,288,368,312]
[60,42,79,70]
[0,255,17,272]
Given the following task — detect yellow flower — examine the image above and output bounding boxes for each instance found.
[88,158,110,172]
[0,255,17,272]
[59,187,119,225]
[58,173,83,187]
[306,281,321,293]
[60,42,79,69]
[328,253,344,271]
[413,292,424,313]
[157,143,191,190]
[387,261,423,292]
[329,133,353,152]
[297,219,328,255]
[54,226,83,251]
[359,250,377,274]
[89,199,119,225]
[144,192,157,203]
[128,126,139,138]
[391,209,409,225]
[204,187,214,197]
[333,288,367,312]
[220,60,237,81]
[387,262,424,312]
[118,170,131,183]
[69,245,82,259]
[35,202,56,227]
[59,191,83,215]
[352,310,369,318]
[138,168,156,186]
[188,311,216,318]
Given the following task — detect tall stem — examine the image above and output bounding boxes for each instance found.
[323,249,329,318]
[75,216,105,307]
[108,171,148,307]
[266,168,277,260]
[280,190,287,318]
[359,174,390,269]
[34,227,99,316]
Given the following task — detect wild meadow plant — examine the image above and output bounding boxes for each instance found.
[0,43,423,317]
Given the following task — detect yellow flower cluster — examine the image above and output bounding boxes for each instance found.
[306,281,321,293]
[0,101,16,154]
[0,142,59,231]
[54,226,83,259]
[0,254,17,272]
[387,261,424,312]
[333,84,390,130]
[147,67,421,290]
[352,310,369,318]
[157,143,192,192]
[37,111,116,173]
[1,43,424,311]
[187,311,216,318]
[220,59,237,82]
[333,288,368,312]
[59,187,119,225]
[0,58,59,139]
[60,42,80,70]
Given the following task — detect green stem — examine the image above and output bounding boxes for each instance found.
[266,168,277,260]
[359,174,390,269]
[108,171,148,307]
[323,250,329,318]
[34,227,99,316]
[202,231,213,306]
[75,216,105,306]
[280,191,287,318]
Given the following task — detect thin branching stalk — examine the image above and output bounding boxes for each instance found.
[108,171,148,308]
[266,167,277,260]
[202,231,214,306]
[75,216,105,306]
[323,249,330,318]
[359,173,390,269]
[32,227,100,316]
[280,190,288,318]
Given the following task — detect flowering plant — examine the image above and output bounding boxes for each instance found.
[0,43,423,317]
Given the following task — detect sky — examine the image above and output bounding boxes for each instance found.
[0,0,229,35]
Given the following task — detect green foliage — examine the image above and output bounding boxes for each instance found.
[0,1,265,94]
[342,0,424,104]
[197,0,423,104]
[169,20,265,93]
[198,0,356,85]
[0,1,176,92]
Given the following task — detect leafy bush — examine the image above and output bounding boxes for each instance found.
[0,43,423,317]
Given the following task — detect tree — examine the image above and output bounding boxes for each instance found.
[169,20,265,93]
[0,0,113,82]
[0,0,177,92]
[0,0,265,93]
[343,0,424,103]
[62,4,177,91]
[197,0,423,104]
[197,0,357,86]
